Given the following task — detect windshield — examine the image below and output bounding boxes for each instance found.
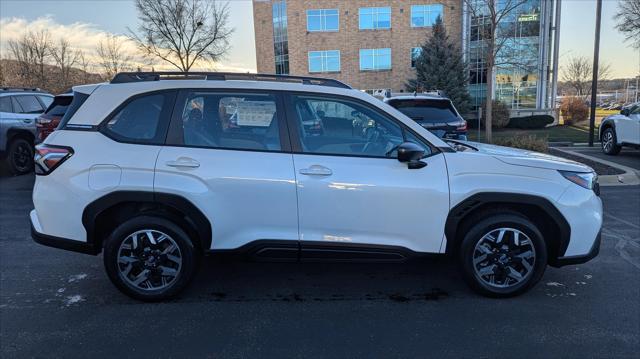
[387,99,459,123]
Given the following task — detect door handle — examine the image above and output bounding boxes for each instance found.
[299,165,332,176]
[165,158,200,168]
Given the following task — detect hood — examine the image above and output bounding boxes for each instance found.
[461,141,593,172]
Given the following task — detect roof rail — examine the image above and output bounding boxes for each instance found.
[0,87,43,92]
[110,72,352,89]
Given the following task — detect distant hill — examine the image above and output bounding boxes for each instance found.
[0,59,104,94]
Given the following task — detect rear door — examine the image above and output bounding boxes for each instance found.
[155,89,298,251]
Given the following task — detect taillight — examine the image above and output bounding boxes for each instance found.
[34,144,73,175]
[456,120,467,131]
[36,117,52,125]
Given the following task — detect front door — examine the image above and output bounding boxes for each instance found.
[286,94,450,255]
[155,90,298,251]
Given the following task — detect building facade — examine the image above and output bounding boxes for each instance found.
[464,0,560,113]
[253,0,463,94]
[253,0,559,113]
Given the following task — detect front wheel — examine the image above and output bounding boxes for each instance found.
[103,216,199,301]
[601,128,621,155]
[459,212,547,298]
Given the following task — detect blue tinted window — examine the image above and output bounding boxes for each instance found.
[359,7,391,29]
[359,48,391,71]
[411,47,422,68]
[307,9,339,31]
[308,50,340,72]
[411,4,444,27]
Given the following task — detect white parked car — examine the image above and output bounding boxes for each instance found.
[31,72,602,301]
[600,103,640,155]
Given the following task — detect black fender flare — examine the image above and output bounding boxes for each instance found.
[444,192,571,260]
[82,191,212,252]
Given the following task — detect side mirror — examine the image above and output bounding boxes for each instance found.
[621,108,630,116]
[396,141,427,169]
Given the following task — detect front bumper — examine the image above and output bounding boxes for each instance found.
[30,210,100,255]
[550,230,601,267]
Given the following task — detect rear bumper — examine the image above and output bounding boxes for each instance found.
[550,230,601,267]
[30,210,99,255]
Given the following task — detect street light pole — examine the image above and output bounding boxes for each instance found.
[588,0,602,147]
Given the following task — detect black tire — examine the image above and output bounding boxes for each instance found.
[459,211,547,298]
[601,127,621,155]
[7,138,34,175]
[103,215,199,301]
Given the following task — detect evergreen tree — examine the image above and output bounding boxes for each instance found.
[406,16,471,115]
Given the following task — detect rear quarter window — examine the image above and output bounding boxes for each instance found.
[101,91,176,145]
[45,96,72,116]
[388,99,459,123]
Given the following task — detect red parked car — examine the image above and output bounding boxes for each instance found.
[35,93,72,143]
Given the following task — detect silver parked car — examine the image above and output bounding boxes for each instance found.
[0,88,53,174]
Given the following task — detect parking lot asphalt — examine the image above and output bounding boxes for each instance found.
[570,146,640,171]
[1,174,639,358]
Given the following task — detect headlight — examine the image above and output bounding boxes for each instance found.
[559,170,598,190]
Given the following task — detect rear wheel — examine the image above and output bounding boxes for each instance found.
[8,138,33,175]
[103,216,199,301]
[459,212,547,297]
[601,127,621,155]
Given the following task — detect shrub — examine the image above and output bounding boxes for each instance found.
[493,135,549,153]
[560,97,589,125]
[508,115,555,129]
[486,100,511,129]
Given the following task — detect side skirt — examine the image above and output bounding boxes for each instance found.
[207,240,439,263]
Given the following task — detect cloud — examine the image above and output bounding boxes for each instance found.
[0,16,255,73]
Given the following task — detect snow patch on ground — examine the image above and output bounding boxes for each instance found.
[546,282,565,287]
[64,295,85,306]
[68,274,87,283]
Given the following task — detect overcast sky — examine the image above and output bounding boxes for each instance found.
[0,0,637,78]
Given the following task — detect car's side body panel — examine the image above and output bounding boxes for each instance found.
[292,153,450,253]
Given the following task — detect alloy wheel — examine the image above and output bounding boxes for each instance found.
[116,229,182,291]
[472,227,536,289]
[12,142,32,172]
[602,131,614,152]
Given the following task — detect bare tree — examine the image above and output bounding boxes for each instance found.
[7,30,52,88]
[561,56,611,98]
[77,50,91,80]
[50,38,80,89]
[463,0,528,143]
[97,34,134,80]
[130,0,233,72]
[615,0,640,49]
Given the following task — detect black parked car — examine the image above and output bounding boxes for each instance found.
[383,92,467,140]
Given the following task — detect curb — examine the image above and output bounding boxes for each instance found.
[551,147,640,187]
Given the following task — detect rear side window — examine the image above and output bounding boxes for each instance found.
[103,92,175,144]
[58,92,89,129]
[0,97,11,113]
[179,91,282,151]
[45,95,72,116]
[14,95,44,114]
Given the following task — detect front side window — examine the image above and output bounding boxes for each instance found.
[14,95,44,114]
[411,4,444,27]
[411,47,423,68]
[308,50,340,73]
[307,9,339,31]
[105,93,171,143]
[181,92,281,151]
[291,95,409,158]
[359,7,391,30]
[360,48,392,71]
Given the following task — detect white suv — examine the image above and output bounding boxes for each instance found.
[31,72,602,301]
[600,102,640,155]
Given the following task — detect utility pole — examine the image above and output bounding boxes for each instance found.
[588,0,602,147]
